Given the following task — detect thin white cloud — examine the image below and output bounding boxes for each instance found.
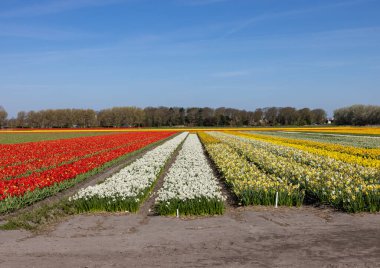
[0,24,99,40]
[0,0,128,18]
[0,25,378,68]
[212,70,251,78]
[250,26,380,50]
[178,0,230,6]
[223,0,375,38]
[0,46,115,66]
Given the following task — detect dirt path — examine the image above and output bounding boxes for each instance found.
[0,207,379,268]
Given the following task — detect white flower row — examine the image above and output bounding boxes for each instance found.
[71,132,188,202]
[156,134,225,203]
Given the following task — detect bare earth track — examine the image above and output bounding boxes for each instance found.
[0,207,379,267]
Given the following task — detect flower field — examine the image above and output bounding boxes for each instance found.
[71,132,188,212]
[248,131,380,148]
[198,132,304,207]
[234,131,380,168]
[0,131,175,213]
[0,127,378,216]
[155,134,225,216]
[251,127,380,136]
[202,131,380,212]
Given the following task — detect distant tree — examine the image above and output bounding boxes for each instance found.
[155,107,170,127]
[167,107,175,126]
[0,106,8,128]
[278,107,298,125]
[26,111,40,128]
[83,109,97,127]
[186,108,198,126]
[7,118,17,128]
[264,107,278,125]
[245,111,255,126]
[97,107,143,127]
[62,109,74,127]
[367,105,380,125]
[43,109,55,128]
[253,108,264,125]
[227,108,243,126]
[16,111,27,127]
[7,105,337,128]
[334,105,380,125]
[200,107,215,126]
[215,107,229,126]
[143,107,167,127]
[98,109,113,127]
[178,107,186,125]
[143,107,156,127]
[297,108,312,125]
[311,109,327,124]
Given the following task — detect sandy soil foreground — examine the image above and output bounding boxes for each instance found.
[0,206,379,268]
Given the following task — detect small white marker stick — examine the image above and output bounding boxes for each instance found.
[275,192,279,208]
[176,209,179,218]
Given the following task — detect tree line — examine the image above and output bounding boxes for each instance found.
[2,105,379,128]
[334,105,380,126]
[0,105,330,128]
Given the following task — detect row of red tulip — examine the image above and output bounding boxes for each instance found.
[0,133,165,180]
[0,132,175,202]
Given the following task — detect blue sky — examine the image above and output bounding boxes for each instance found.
[0,0,379,117]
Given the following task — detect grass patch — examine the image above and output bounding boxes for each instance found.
[239,188,304,207]
[0,199,75,231]
[0,132,119,144]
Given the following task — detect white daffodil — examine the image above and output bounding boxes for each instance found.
[156,134,225,204]
[71,132,188,203]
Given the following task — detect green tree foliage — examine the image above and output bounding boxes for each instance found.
[0,106,8,128]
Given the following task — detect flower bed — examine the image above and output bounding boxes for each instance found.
[248,131,380,149]
[155,134,225,216]
[0,132,175,213]
[233,131,380,168]
[70,132,188,213]
[199,132,304,207]
[0,133,161,180]
[208,131,380,212]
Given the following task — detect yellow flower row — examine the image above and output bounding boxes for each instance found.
[197,132,220,143]
[208,131,379,212]
[236,131,380,159]
[221,132,379,181]
[231,131,380,168]
[198,132,304,206]
[252,127,380,135]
